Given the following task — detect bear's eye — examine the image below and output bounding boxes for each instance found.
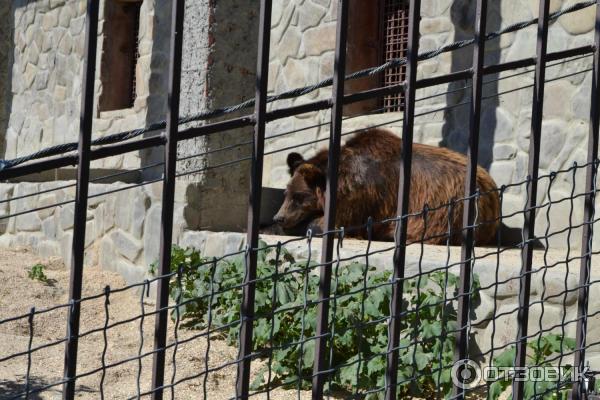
[292,193,307,202]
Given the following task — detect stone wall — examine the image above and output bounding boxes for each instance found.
[264,0,597,249]
[3,0,258,232]
[6,0,150,168]
[0,180,202,284]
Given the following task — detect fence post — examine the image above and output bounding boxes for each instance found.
[513,0,550,398]
[150,0,186,399]
[572,2,600,399]
[236,0,272,397]
[385,1,421,399]
[312,0,349,398]
[453,0,488,398]
[62,1,99,398]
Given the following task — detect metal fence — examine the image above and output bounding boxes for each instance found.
[1,0,600,399]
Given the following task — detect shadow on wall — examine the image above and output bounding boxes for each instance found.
[441,0,502,170]
[140,0,172,181]
[0,1,14,160]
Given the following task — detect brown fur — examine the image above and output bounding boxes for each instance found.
[273,128,500,245]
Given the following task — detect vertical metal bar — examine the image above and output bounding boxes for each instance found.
[312,1,349,398]
[236,0,272,397]
[385,1,420,399]
[512,0,550,398]
[150,1,186,399]
[453,0,488,398]
[62,1,99,398]
[572,2,600,399]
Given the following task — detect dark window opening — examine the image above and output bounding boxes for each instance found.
[346,0,409,115]
[381,0,409,112]
[99,0,142,112]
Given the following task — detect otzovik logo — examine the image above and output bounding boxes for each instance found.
[451,359,596,390]
[451,359,481,389]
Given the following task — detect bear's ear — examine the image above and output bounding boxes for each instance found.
[299,164,326,190]
[287,152,305,175]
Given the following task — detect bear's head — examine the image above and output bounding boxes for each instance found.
[273,152,326,231]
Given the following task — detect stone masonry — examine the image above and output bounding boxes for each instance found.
[2,0,257,231]
[0,180,201,285]
[7,0,147,169]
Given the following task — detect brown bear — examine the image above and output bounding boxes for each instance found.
[272,128,500,245]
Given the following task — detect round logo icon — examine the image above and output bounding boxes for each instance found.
[451,359,481,390]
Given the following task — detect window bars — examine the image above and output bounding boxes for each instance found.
[381,0,410,112]
[0,0,600,399]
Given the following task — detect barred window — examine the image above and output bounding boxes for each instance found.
[99,0,142,112]
[346,0,409,115]
[381,0,410,112]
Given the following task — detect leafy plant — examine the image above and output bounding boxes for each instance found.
[28,263,48,283]
[153,245,475,397]
[153,245,574,399]
[489,334,577,400]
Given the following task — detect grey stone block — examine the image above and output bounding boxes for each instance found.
[114,258,147,286]
[37,193,58,220]
[179,230,208,253]
[42,215,58,240]
[143,205,161,267]
[0,234,15,249]
[115,189,131,231]
[58,204,75,231]
[130,191,150,239]
[85,219,96,248]
[103,195,116,233]
[204,232,226,258]
[60,231,73,269]
[38,240,61,258]
[99,236,116,271]
[539,120,568,170]
[493,144,517,161]
[479,302,576,355]
[472,291,496,329]
[15,212,42,232]
[111,230,142,262]
[559,0,595,34]
[224,232,246,255]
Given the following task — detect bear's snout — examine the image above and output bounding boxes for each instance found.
[273,213,285,225]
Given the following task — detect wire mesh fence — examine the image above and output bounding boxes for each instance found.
[1,161,600,399]
[1,0,600,399]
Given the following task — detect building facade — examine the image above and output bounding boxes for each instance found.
[0,0,258,282]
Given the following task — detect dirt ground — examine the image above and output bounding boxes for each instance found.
[0,247,314,399]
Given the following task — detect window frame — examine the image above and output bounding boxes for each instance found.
[98,0,143,113]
